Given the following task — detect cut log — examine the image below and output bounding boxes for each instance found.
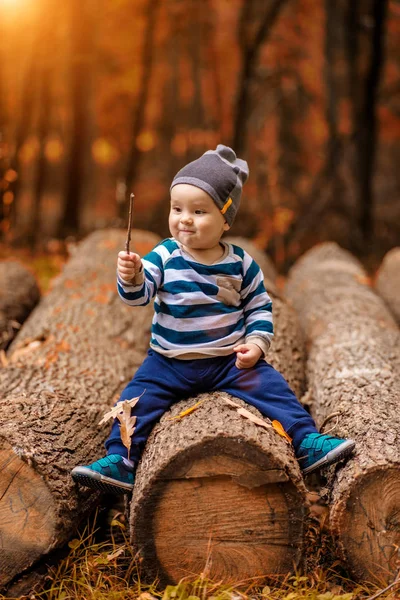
[285,242,400,584]
[375,247,400,325]
[130,393,308,585]
[265,295,306,400]
[225,237,306,398]
[0,261,40,350]
[129,256,308,585]
[0,228,160,588]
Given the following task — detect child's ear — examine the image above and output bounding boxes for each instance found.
[223,221,230,232]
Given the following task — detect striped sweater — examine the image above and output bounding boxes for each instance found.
[117,238,273,359]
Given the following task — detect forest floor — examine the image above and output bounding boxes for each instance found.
[6,493,397,600]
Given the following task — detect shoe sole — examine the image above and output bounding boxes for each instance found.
[302,439,356,475]
[71,466,133,495]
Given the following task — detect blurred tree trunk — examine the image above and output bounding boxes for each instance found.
[187,0,205,154]
[6,46,38,234]
[204,0,224,138]
[232,0,289,155]
[30,23,53,247]
[0,16,7,233]
[282,0,343,259]
[59,0,92,237]
[151,3,182,238]
[356,0,388,245]
[120,0,160,220]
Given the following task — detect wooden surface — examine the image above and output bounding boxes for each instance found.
[375,247,400,324]
[0,261,40,350]
[0,229,159,588]
[285,242,400,584]
[130,392,308,585]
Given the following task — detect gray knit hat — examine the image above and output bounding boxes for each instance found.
[170,145,249,226]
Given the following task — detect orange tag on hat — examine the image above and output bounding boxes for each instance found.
[221,197,233,215]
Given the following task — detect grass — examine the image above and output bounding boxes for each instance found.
[3,511,397,600]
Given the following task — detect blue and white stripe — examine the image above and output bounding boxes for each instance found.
[117,238,273,358]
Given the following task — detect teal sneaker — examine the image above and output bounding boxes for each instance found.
[71,454,135,495]
[298,433,355,475]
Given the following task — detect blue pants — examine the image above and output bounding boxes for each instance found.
[105,350,317,461]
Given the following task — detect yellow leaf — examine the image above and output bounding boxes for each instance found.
[68,538,80,550]
[110,519,126,530]
[168,400,204,420]
[272,420,292,443]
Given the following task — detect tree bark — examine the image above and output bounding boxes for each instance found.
[129,248,308,584]
[0,261,40,351]
[130,394,308,586]
[375,247,400,325]
[285,242,400,584]
[0,228,159,588]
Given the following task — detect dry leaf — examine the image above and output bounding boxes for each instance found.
[237,407,273,430]
[99,393,142,425]
[9,339,44,362]
[272,419,292,443]
[139,593,158,600]
[168,399,204,420]
[106,547,125,561]
[224,397,273,431]
[118,404,137,457]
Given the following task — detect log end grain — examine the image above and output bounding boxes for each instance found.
[130,393,308,585]
[331,466,400,585]
[0,441,56,586]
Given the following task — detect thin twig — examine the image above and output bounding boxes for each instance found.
[366,569,400,600]
[125,193,134,255]
[320,411,342,433]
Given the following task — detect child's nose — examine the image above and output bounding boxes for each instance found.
[181,213,193,223]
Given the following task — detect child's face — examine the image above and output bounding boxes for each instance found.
[169,184,230,252]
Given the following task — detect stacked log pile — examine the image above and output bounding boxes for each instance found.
[0,261,40,350]
[375,247,400,325]
[285,242,400,584]
[130,243,309,585]
[0,229,159,588]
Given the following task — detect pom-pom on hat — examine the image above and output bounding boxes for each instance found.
[170,145,249,226]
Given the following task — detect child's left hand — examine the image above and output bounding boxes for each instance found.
[233,343,263,369]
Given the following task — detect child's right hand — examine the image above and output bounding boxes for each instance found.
[117,251,142,283]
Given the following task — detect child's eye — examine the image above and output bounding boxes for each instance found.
[172,206,181,213]
[195,209,206,214]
